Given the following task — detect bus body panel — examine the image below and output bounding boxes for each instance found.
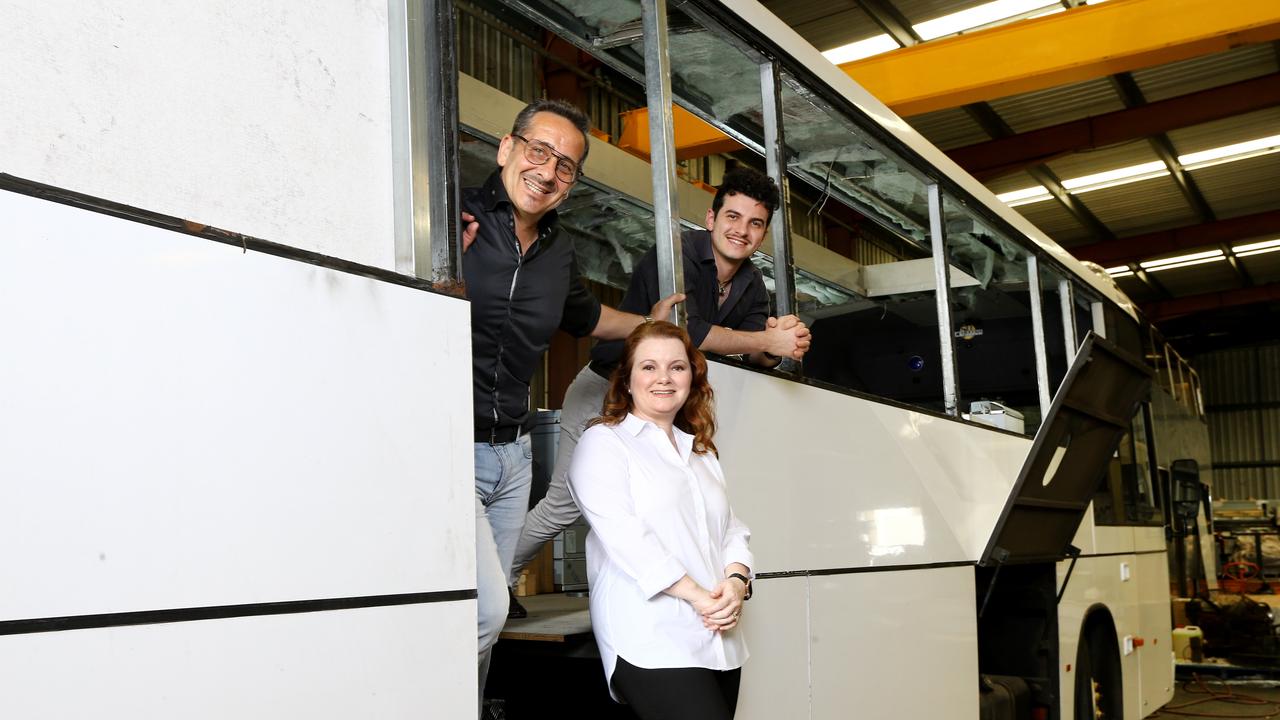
[711,364,1031,571]
[0,191,476,716]
[0,602,473,719]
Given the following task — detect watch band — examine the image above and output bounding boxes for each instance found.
[728,572,753,600]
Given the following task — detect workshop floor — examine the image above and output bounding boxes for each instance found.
[1160,679,1280,718]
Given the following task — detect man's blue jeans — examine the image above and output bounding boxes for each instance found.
[475,435,533,709]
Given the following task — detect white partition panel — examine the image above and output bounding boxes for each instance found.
[0,0,395,268]
[1,190,475,714]
[0,603,473,719]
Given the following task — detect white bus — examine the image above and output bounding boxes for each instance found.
[1,1,1208,718]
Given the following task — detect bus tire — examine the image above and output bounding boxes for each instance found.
[1074,620,1123,720]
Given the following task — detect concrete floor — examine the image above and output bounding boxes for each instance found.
[1162,680,1280,718]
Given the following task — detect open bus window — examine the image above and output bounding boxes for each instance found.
[942,196,1043,435]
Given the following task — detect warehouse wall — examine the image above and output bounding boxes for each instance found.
[1195,342,1280,499]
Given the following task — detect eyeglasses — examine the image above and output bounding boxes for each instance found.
[511,133,581,184]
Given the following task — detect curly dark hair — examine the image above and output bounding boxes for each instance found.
[711,166,780,224]
[591,321,718,456]
[511,99,592,166]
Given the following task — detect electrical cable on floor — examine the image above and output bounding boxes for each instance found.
[1151,674,1280,718]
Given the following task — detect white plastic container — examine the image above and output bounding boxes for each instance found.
[1172,626,1204,662]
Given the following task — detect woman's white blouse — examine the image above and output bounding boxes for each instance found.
[568,413,753,697]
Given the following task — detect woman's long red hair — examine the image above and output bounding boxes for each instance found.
[592,321,717,456]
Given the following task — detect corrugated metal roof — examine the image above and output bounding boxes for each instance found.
[1149,259,1241,297]
[907,107,989,149]
[1189,153,1280,219]
[1015,199,1094,245]
[985,169,1039,195]
[1239,251,1280,285]
[1044,139,1161,180]
[1131,44,1279,103]
[894,0,986,24]
[1079,175,1198,237]
[1113,275,1162,303]
[761,0,880,51]
[1166,107,1280,156]
[987,76,1126,134]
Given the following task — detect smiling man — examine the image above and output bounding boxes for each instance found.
[460,99,681,713]
[510,166,811,607]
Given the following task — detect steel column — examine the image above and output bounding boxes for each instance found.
[929,184,960,416]
[760,60,795,320]
[1027,255,1052,420]
[640,0,685,324]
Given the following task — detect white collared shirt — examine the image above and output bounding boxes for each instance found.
[568,413,753,697]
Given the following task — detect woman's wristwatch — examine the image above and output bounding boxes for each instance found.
[728,572,753,600]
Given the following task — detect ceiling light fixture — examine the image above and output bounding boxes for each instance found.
[1179,134,1280,171]
[1060,161,1169,194]
[994,133,1280,209]
[1232,238,1280,258]
[914,0,1059,41]
[1140,249,1225,272]
[821,34,900,65]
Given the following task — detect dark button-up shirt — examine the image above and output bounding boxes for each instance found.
[590,228,770,377]
[463,170,602,434]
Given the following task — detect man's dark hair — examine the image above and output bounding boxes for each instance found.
[711,167,780,224]
[511,99,592,166]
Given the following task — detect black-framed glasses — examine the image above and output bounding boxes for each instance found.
[511,133,581,183]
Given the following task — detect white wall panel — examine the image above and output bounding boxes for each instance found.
[0,191,473,620]
[0,602,474,719]
[809,566,978,720]
[711,365,1030,572]
[0,0,394,268]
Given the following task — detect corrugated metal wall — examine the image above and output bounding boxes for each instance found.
[1195,342,1280,499]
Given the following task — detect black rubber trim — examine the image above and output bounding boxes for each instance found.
[0,173,463,298]
[755,560,975,580]
[754,549,1166,581]
[0,589,477,636]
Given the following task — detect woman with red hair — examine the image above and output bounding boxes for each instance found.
[569,321,753,720]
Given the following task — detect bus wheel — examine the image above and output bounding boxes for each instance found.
[1074,622,1123,720]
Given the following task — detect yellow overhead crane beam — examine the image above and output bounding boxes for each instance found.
[617,0,1280,160]
[845,0,1280,117]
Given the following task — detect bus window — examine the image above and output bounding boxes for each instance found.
[941,195,1044,435]
[774,72,949,414]
[1095,405,1161,526]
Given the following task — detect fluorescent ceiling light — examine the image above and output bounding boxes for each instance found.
[1104,265,1130,275]
[914,0,1059,41]
[994,133,1279,208]
[1145,256,1227,272]
[1060,161,1168,194]
[822,34,900,64]
[996,185,1052,206]
[1233,238,1280,257]
[1179,134,1280,170]
[1140,249,1224,272]
[1108,270,1134,278]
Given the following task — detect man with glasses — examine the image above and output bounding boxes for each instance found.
[460,99,681,712]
